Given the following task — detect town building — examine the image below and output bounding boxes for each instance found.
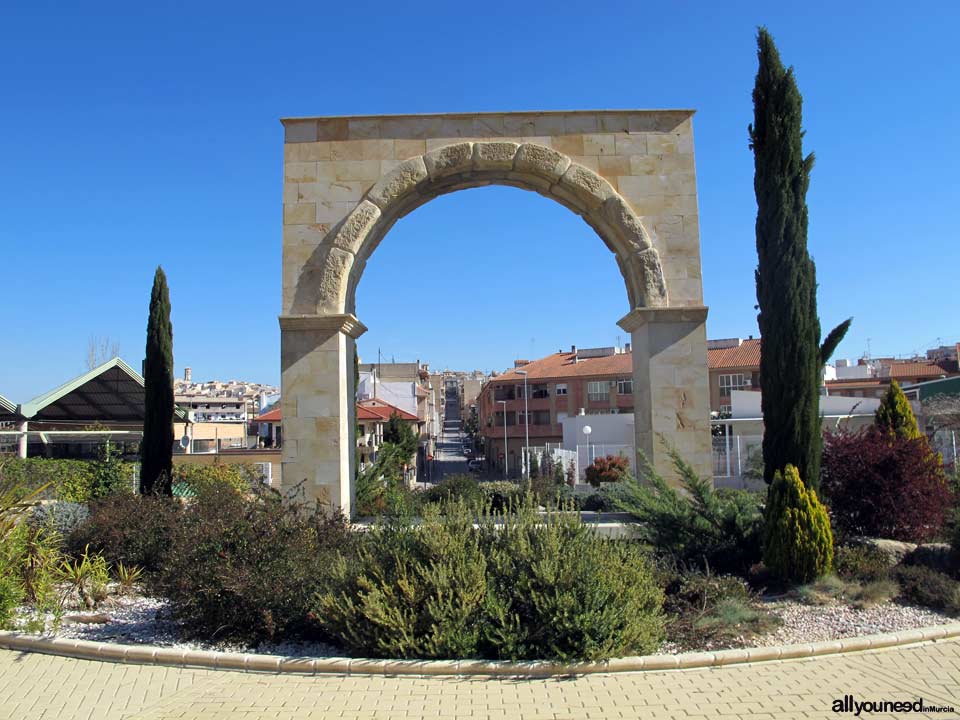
[479,345,635,478]
[707,338,761,416]
[252,398,422,480]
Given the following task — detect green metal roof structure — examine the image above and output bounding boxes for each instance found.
[903,375,960,402]
[17,357,189,423]
[0,393,20,422]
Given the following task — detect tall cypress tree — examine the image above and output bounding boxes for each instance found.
[749,28,851,490]
[140,266,174,495]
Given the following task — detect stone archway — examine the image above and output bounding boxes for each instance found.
[280,111,711,515]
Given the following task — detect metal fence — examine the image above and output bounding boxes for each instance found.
[711,433,766,491]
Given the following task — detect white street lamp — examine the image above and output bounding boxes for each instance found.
[583,424,593,469]
[515,369,529,480]
[497,399,508,480]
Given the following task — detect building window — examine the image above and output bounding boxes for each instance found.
[555,383,568,396]
[617,378,633,395]
[719,404,732,415]
[494,386,516,401]
[531,410,551,425]
[718,373,748,398]
[531,384,549,399]
[587,381,608,402]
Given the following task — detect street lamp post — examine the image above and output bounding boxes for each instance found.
[497,399,508,480]
[516,370,529,480]
[582,424,593,478]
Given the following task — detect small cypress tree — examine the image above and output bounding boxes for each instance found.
[749,27,851,490]
[763,464,833,584]
[140,267,174,496]
[875,380,921,439]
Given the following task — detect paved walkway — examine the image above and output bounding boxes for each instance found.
[2,639,959,719]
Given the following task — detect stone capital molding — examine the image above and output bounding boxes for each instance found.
[617,305,709,333]
[278,313,368,339]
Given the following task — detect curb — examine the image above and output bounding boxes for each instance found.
[1,624,959,677]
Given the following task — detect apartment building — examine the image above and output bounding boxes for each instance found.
[479,345,635,476]
[707,338,761,416]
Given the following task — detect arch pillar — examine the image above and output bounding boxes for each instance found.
[279,313,366,514]
[618,305,711,482]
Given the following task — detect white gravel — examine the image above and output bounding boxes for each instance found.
[19,594,342,657]
[16,593,956,659]
[754,598,954,646]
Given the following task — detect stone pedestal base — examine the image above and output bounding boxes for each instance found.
[618,306,712,485]
[279,314,366,515]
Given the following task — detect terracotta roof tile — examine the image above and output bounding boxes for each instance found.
[357,399,419,422]
[707,339,761,370]
[257,401,418,423]
[886,362,950,380]
[496,352,632,381]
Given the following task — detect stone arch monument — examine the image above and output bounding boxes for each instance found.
[280,110,711,515]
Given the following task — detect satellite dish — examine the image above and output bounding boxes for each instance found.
[180,435,190,450]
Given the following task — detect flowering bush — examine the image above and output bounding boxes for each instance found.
[821,429,952,543]
[584,455,630,488]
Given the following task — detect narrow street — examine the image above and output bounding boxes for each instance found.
[432,388,469,481]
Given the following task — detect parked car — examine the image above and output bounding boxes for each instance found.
[467,459,483,473]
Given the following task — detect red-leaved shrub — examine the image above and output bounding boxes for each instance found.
[584,455,630,489]
[820,428,953,542]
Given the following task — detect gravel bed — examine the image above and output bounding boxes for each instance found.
[753,598,954,646]
[16,595,342,658]
[12,594,956,660]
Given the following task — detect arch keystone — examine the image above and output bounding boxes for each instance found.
[472,142,519,171]
[423,142,474,180]
[366,157,428,211]
[331,200,380,255]
[514,143,571,182]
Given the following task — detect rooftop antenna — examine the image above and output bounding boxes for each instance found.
[866,338,872,359]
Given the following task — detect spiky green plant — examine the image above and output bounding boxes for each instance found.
[875,380,922,439]
[763,464,833,584]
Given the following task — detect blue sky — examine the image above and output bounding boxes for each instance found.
[2,1,957,400]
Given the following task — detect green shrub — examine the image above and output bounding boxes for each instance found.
[313,502,664,661]
[664,570,776,647]
[152,484,351,643]
[894,565,960,613]
[763,465,833,584]
[478,481,521,512]
[584,455,630,488]
[171,461,260,497]
[834,545,894,583]
[0,524,70,632]
[0,453,135,503]
[28,502,90,538]
[355,443,414,517]
[67,493,181,572]
[421,474,482,508]
[613,450,764,574]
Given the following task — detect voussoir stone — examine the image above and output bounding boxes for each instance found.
[423,142,474,180]
[602,195,653,251]
[366,157,428,211]
[514,143,571,182]
[311,246,354,314]
[557,162,615,209]
[331,200,380,254]
[631,247,669,306]
[472,141,519,171]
